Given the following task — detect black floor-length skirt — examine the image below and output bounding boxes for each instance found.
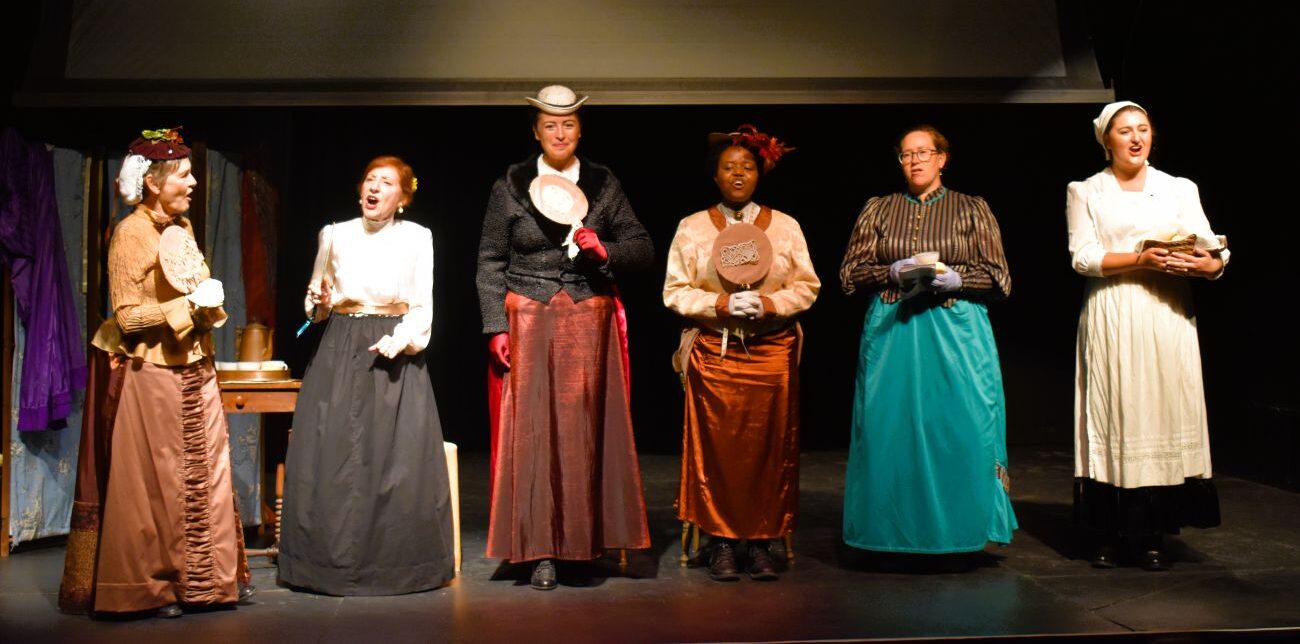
[279,314,454,595]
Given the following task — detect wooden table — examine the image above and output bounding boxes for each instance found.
[219,379,301,560]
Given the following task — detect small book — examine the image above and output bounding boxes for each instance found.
[1140,234,1197,255]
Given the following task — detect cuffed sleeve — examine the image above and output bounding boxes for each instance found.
[1173,178,1230,278]
[765,218,821,316]
[598,179,654,274]
[390,226,434,353]
[839,197,890,295]
[950,197,1010,300]
[663,221,727,320]
[476,180,514,335]
[304,224,335,322]
[1067,181,1107,277]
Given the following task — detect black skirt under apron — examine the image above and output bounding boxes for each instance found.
[1073,477,1221,540]
[279,314,454,595]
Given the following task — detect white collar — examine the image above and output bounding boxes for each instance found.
[537,156,580,183]
[717,201,759,225]
[361,216,396,233]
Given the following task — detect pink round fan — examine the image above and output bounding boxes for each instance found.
[158,226,206,294]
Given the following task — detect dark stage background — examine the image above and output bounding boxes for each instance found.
[4,4,1298,489]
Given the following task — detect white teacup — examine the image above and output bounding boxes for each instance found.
[914,251,940,265]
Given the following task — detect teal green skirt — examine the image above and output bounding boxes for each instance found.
[843,297,1017,553]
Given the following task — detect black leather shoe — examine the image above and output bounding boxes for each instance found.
[238,584,256,604]
[708,540,741,582]
[155,604,182,619]
[1141,549,1169,571]
[746,541,779,581]
[1091,546,1118,569]
[530,559,558,590]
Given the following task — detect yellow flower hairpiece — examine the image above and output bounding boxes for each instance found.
[411,176,419,192]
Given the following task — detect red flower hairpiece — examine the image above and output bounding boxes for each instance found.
[729,124,795,172]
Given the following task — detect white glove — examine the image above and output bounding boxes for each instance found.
[727,291,763,319]
[186,278,225,309]
[369,334,407,359]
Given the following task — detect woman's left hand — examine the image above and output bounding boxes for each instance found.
[929,269,963,293]
[1166,248,1223,278]
[369,334,404,359]
[573,227,609,263]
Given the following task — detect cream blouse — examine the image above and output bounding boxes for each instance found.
[306,217,434,353]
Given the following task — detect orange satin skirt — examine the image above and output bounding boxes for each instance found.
[486,291,650,562]
[679,326,800,539]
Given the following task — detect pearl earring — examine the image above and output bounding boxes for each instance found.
[398,206,404,215]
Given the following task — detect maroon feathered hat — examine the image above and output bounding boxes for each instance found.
[126,127,190,160]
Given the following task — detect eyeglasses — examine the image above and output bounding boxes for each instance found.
[897,148,939,164]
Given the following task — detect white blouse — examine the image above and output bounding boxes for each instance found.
[1067,167,1229,278]
[305,217,434,353]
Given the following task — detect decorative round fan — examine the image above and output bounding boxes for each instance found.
[710,222,773,289]
[528,174,588,225]
[158,226,206,294]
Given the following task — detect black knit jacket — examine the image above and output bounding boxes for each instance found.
[476,156,653,335]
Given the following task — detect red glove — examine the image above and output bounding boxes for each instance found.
[488,333,510,370]
[572,227,609,264]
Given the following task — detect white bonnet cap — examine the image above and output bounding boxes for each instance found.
[1093,100,1146,159]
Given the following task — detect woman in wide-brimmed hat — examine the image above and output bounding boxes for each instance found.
[477,85,652,590]
[663,124,819,582]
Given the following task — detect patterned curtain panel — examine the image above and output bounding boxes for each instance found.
[8,148,264,545]
[7,148,88,546]
[205,149,261,526]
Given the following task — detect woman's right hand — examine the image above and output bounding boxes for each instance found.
[307,281,332,310]
[889,257,918,285]
[488,333,511,370]
[1136,247,1171,272]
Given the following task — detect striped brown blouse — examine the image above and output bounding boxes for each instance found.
[839,188,1011,304]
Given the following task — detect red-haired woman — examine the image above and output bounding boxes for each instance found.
[279,156,455,595]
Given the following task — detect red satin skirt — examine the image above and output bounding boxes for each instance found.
[486,291,650,562]
[679,326,800,539]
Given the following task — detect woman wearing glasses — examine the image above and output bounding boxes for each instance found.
[1068,102,1227,570]
[839,125,1017,556]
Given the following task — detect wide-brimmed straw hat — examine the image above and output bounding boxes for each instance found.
[526,85,589,115]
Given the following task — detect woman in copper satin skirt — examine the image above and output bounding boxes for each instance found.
[663,125,819,581]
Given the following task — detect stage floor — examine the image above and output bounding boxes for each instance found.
[3,448,1300,643]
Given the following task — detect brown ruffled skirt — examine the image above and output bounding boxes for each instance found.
[84,357,242,612]
[486,291,650,562]
[679,326,800,539]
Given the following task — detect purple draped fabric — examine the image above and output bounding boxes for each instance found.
[0,128,87,430]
